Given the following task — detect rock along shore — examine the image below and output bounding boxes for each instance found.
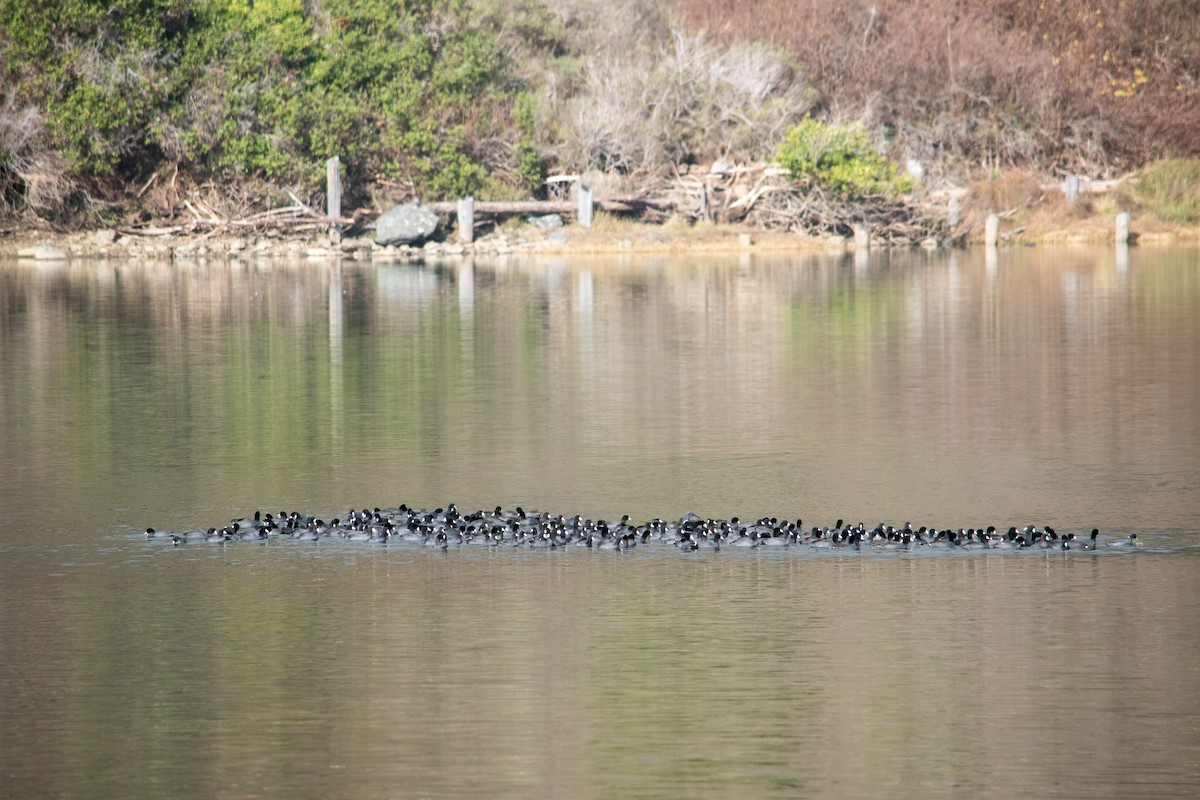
[3,217,1196,264]
[0,224,875,263]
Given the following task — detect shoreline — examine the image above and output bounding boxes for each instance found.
[3,216,1198,263]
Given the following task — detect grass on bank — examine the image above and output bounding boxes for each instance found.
[958,158,1200,241]
[1130,158,1200,225]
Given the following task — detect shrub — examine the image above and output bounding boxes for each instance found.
[0,0,187,181]
[511,92,544,193]
[777,118,913,198]
[0,0,527,218]
[167,0,510,199]
[0,98,74,216]
[551,24,815,174]
[672,0,1200,176]
[964,170,1043,216]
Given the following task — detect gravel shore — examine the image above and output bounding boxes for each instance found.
[2,216,1196,263]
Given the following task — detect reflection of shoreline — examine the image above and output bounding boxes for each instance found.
[0,246,1163,334]
[2,248,1196,531]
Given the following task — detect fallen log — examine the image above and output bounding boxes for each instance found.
[424,197,675,216]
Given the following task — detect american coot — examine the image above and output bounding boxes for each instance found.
[145,506,1147,557]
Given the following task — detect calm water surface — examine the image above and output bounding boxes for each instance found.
[1,246,1198,798]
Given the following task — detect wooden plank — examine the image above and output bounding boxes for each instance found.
[424,198,673,215]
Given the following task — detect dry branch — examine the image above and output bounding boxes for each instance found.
[114,160,943,244]
[119,197,351,238]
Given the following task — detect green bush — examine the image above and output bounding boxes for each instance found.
[512,92,543,193]
[1133,158,1200,224]
[0,0,187,178]
[0,0,526,215]
[169,0,508,197]
[777,117,913,199]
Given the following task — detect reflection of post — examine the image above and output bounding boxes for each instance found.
[853,223,870,251]
[329,264,343,364]
[327,157,342,244]
[578,269,594,316]
[985,242,998,277]
[577,269,595,387]
[328,263,344,452]
[1115,243,1129,274]
[457,258,474,314]
[458,258,474,370]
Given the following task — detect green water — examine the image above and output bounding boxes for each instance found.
[1,246,1198,798]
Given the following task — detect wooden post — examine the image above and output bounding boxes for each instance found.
[1064,174,1079,203]
[578,184,594,228]
[326,156,342,244]
[1115,212,1130,244]
[948,197,960,228]
[457,196,475,243]
[985,214,1000,247]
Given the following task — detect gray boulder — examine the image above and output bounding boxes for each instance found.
[375,203,439,246]
[90,229,117,247]
[527,213,563,229]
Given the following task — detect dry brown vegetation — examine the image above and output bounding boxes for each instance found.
[671,0,1200,178]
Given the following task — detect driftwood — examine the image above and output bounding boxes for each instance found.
[115,161,947,244]
[119,191,353,238]
[942,224,973,249]
[425,197,675,215]
[643,163,944,243]
[734,181,941,243]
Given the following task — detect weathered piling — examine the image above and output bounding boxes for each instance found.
[1064,174,1080,203]
[326,156,342,243]
[457,196,475,244]
[985,214,1000,247]
[578,184,594,228]
[1115,212,1130,244]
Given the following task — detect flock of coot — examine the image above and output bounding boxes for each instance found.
[145,504,1143,552]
